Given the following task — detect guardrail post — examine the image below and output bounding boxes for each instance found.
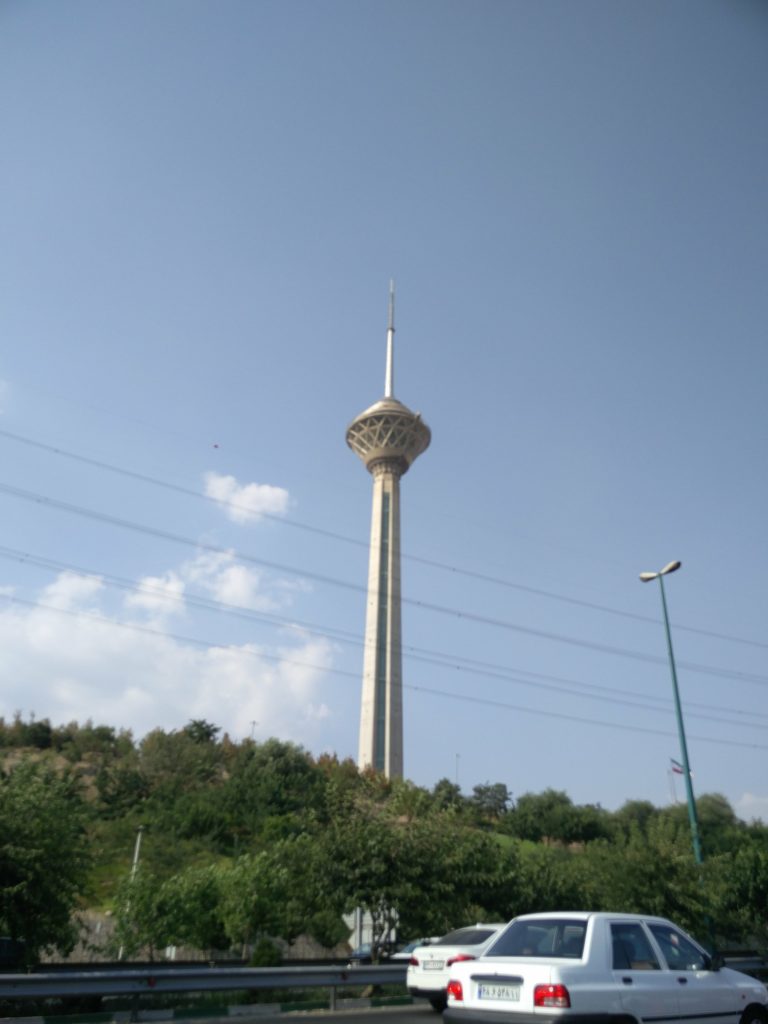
[329,985,337,1010]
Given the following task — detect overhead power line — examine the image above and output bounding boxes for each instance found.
[0,426,764,651]
[2,592,766,754]
[1,479,766,687]
[2,542,766,732]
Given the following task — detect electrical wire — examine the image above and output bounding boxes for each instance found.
[2,592,766,754]
[1,542,766,731]
[0,426,764,651]
[1,479,766,687]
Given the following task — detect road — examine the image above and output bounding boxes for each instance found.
[211,1004,436,1024]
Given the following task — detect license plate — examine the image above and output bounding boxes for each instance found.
[477,983,521,1001]
[423,960,445,970]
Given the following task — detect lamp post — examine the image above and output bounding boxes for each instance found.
[639,560,702,864]
[117,825,145,961]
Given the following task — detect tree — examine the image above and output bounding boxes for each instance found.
[219,739,324,844]
[111,865,168,960]
[508,841,583,915]
[471,783,511,821]
[316,809,506,955]
[432,778,465,812]
[183,720,221,745]
[138,727,224,801]
[218,851,289,952]
[575,816,710,936]
[610,799,659,838]
[316,812,422,957]
[387,778,433,821]
[710,841,768,946]
[506,789,575,842]
[155,864,230,953]
[661,793,745,857]
[0,759,91,963]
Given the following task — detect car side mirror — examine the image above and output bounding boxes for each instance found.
[708,952,724,972]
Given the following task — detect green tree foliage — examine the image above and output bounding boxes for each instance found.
[218,739,325,845]
[504,841,583,917]
[661,793,746,857]
[575,816,709,935]
[4,714,767,961]
[0,759,91,963]
[709,841,768,947]
[111,866,168,960]
[610,799,660,838]
[505,789,610,844]
[316,807,505,955]
[472,782,511,822]
[0,714,133,761]
[183,720,222,745]
[0,712,53,750]
[432,777,464,812]
[217,851,290,951]
[153,864,230,953]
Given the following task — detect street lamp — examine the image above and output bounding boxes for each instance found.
[639,561,703,865]
[117,825,145,960]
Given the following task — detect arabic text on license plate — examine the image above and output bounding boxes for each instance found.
[423,960,444,970]
[477,983,520,1002]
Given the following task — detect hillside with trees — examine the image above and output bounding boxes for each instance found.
[1,714,766,966]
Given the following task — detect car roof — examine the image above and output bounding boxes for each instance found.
[511,911,675,926]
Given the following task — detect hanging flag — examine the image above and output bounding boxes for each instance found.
[670,758,685,775]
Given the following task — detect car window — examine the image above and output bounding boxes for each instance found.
[649,925,708,972]
[433,928,497,946]
[611,923,660,971]
[488,919,586,958]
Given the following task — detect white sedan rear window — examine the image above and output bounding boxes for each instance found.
[488,919,586,958]
[434,928,497,946]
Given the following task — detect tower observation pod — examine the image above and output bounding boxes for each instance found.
[345,285,430,779]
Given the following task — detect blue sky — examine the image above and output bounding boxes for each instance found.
[1,0,766,821]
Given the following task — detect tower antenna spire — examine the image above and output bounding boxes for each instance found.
[385,279,395,398]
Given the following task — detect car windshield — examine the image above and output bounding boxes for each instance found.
[488,919,587,958]
[434,928,497,947]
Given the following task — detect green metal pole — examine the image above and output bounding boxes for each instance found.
[658,574,703,864]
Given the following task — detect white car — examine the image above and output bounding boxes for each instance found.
[407,923,506,1011]
[390,937,442,961]
[444,911,768,1024]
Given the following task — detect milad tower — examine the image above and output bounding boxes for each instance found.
[346,286,430,778]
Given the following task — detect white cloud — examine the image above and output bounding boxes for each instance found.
[208,563,265,607]
[734,792,768,824]
[0,572,337,745]
[204,472,289,524]
[181,550,279,611]
[42,572,104,610]
[125,571,185,616]
[122,552,285,620]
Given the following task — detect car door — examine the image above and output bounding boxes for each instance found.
[611,922,681,1022]
[648,924,737,1024]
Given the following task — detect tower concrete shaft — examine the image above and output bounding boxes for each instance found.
[346,292,430,778]
[358,461,405,777]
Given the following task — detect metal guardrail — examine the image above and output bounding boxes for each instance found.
[0,962,407,1001]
